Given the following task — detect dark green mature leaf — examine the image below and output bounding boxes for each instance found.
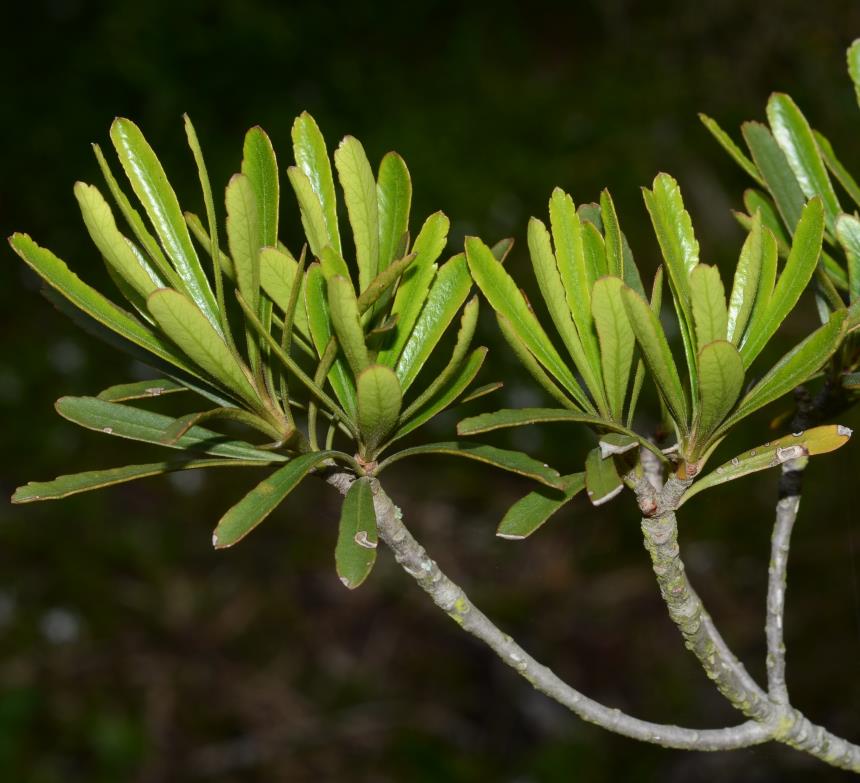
[496,473,586,540]
[836,214,860,302]
[377,212,449,366]
[74,183,160,300]
[9,234,209,382]
[357,365,402,453]
[162,407,286,445]
[739,198,824,368]
[727,212,763,344]
[376,442,562,487]
[699,113,765,186]
[213,451,339,548]
[55,396,285,461]
[680,424,852,506]
[335,477,378,589]
[12,458,273,503]
[591,276,634,421]
[110,118,220,329]
[396,254,472,391]
[742,121,806,231]
[377,152,412,273]
[335,136,379,290]
[147,288,260,405]
[292,112,341,255]
[465,235,590,410]
[97,378,186,402]
[767,94,841,230]
[621,286,689,429]
[242,126,279,247]
[695,341,744,443]
[584,448,623,506]
[719,309,847,436]
[690,265,727,348]
[327,276,370,376]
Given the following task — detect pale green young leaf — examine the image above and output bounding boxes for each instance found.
[97,378,186,402]
[739,225,778,355]
[377,441,563,488]
[694,340,744,443]
[356,253,415,314]
[582,221,608,280]
[334,136,379,291]
[836,214,860,302]
[12,457,275,503]
[242,126,279,247]
[496,473,585,540]
[226,173,262,316]
[292,112,341,255]
[376,211,449,367]
[767,93,841,231]
[740,198,824,368]
[287,166,332,258]
[465,235,589,409]
[357,364,402,453]
[680,424,852,506]
[699,113,765,186]
[621,286,689,429]
[213,451,338,548]
[742,121,805,231]
[600,189,624,277]
[147,288,260,405]
[110,118,220,329]
[690,264,728,347]
[591,276,635,421]
[584,448,623,506]
[319,245,352,280]
[335,477,378,589]
[727,212,763,344]
[54,396,285,462]
[377,152,412,273]
[327,275,369,376]
[259,247,311,339]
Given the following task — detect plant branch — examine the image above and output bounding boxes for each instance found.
[325,471,770,751]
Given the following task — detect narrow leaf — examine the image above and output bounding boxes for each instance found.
[591,276,635,421]
[836,214,860,302]
[727,212,763,344]
[97,378,186,402]
[242,126,279,247]
[690,264,728,347]
[327,275,369,375]
[584,448,623,506]
[600,189,624,277]
[335,477,378,589]
[699,113,765,186]
[377,152,412,273]
[813,130,860,209]
[496,473,586,540]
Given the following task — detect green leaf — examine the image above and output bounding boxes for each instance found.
[318,245,351,281]
[584,447,623,506]
[719,309,847,436]
[305,265,357,416]
[600,189,624,277]
[9,234,208,383]
[739,198,824,368]
[727,212,763,344]
[335,477,378,589]
[259,247,311,340]
[292,112,341,255]
[377,442,563,487]
[147,288,260,405]
[396,254,472,392]
[74,182,161,300]
[742,121,806,231]
[591,276,634,421]
[529,215,605,411]
[391,347,487,443]
[813,130,860,209]
[699,113,765,186]
[680,424,853,506]
[334,136,379,291]
[213,451,338,548]
[496,473,586,540]
[598,433,639,458]
[12,457,273,503]
[836,214,860,302]
[582,222,608,279]
[287,166,332,258]
[690,264,728,347]
[327,275,369,376]
[377,152,412,273]
[162,407,286,445]
[357,365,402,454]
[54,396,285,462]
[356,253,415,314]
[767,93,841,231]
[377,212,449,367]
[743,190,791,252]
[465,235,590,410]
[694,340,744,443]
[626,267,663,427]
[242,126,279,247]
[110,118,220,330]
[621,286,689,429]
[96,378,186,402]
[460,382,503,404]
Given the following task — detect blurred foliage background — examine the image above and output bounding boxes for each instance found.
[3,1,860,780]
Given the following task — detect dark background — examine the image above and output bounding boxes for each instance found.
[3,1,860,780]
